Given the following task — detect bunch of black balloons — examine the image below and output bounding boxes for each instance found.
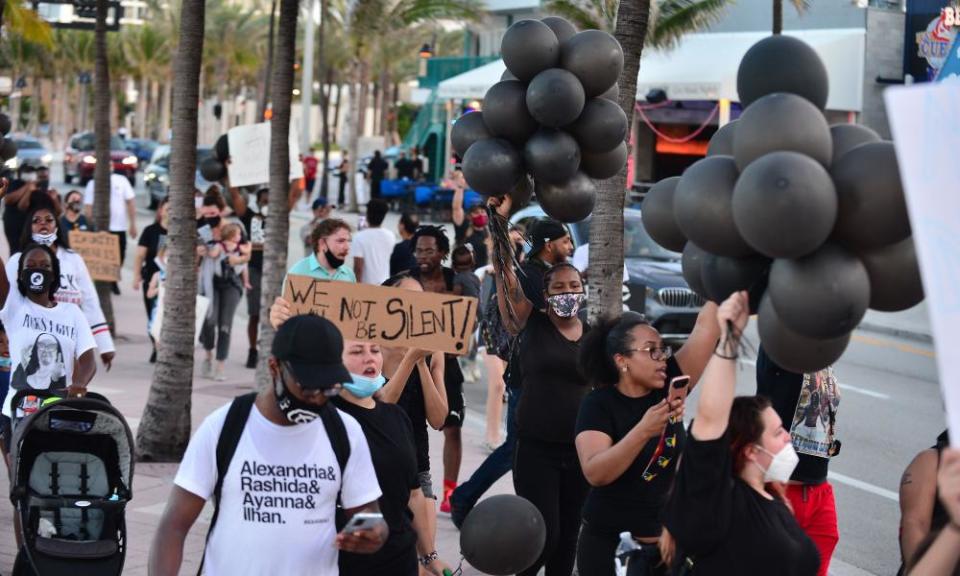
[0,114,17,167]
[199,133,230,182]
[452,17,627,223]
[641,35,923,373]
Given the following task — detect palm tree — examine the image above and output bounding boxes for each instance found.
[772,0,810,35]
[260,0,278,121]
[124,24,171,138]
[136,0,207,462]
[92,0,116,331]
[2,1,54,45]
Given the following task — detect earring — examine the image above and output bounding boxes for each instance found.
[621,366,628,373]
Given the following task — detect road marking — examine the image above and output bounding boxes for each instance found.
[740,358,890,400]
[852,333,936,358]
[828,471,899,503]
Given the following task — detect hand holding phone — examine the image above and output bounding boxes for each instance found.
[337,512,386,554]
[667,376,690,424]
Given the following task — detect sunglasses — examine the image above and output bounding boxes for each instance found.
[626,345,674,362]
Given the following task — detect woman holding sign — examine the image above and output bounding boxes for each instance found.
[5,201,115,370]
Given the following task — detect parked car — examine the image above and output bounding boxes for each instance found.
[3,134,52,171]
[124,138,159,168]
[64,132,138,185]
[144,145,216,209]
[510,205,704,339]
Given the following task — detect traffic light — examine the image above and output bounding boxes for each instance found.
[75,0,97,19]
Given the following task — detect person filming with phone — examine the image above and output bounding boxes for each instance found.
[574,301,719,576]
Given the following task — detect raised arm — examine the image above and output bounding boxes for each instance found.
[488,195,532,334]
[420,352,448,430]
[451,184,465,227]
[674,301,720,388]
[379,348,429,404]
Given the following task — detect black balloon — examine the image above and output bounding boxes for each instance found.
[541,16,577,43]
[462,138,524,196]
[706,121,738,157]
[0,138,16,161]
[526,68,586,127]
[501,69,518,82]
[736,35,829,110]
[674,155,752,257]
[830,124,880,165]
[524,129,581,185]
[733,93,832,171]
[560,30,624,97]
[214,133,230,162]
[732,151,837,259]
[200,156,227,182]
[509,174,535,212]
[758,295,851,373]
[501,20,560,82]
[451,112,492,157]
[702,253,771,304]
[0,114,11,136]
[461,495,546,576]
[580,141,627,180]
[768,244,870,339]
[681,242,709,298]
[535,171,596,222]
[859,237,924,312]
[599,82,620,103]
[831,141,910,251]
[483,81,539,144]
[567,98,628,153]
[641,176,686,253]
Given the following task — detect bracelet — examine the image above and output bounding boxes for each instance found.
[713,349,738,360]
[419,551,439,566]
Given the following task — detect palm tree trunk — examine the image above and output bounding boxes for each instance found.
[160,78,172,142]
[259,0,278,121]
[347,59,361,211]
[138,75,148,137]
[318,0,330,199]
[332,79,342,142]
[379,67,391,141]
[136,0,206,462]
[94,0,116,333]
[773,0,782,34]
[255,0,300,386]
[588,0,652,321]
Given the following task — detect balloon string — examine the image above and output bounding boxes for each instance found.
[635,103,719,143]
[487,204,527,327]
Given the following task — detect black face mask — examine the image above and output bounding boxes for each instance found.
[273,371,331,425]
[20,267,53,295]
[324,248,345,269]
[205,216,222,228]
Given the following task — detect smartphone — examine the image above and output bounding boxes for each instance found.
[340,512,384,535]
[667,376,690,424]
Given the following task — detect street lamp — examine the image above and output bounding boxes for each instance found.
[418,43,433,78]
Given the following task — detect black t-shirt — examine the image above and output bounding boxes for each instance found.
[516,309,588,444]
[240,210,265,269]
[664,431,820,576]
[369,156,388,180]
[395,158,414,179]
[3,180,29,248]
[61,214,93,233]
[333,398,419,573]
[575,356,684,537]
[755,347,838,484]
[389,239,417,278]
[396,364,431,473]
[454,222,489,269]
[138,222,167,282]
[409,267,465,391]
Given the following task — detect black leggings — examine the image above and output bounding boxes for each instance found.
[577,523,669,576]
[514,438,589,576]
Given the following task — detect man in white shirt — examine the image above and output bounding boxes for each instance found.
[83,171,138,271]
[351,198,395,285]
[150,314,386,575]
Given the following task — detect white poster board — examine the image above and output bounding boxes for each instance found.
[885,82,960,447]
[226,122,305,187]
[150,288,210,344]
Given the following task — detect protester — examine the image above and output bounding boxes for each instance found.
[7,202,116,369]
[368,150,389,199]
[60,190,93,232]
[523,218,575,308]
[199,222,250,380]
[756,348,843,576]
[232,187,268,369]
[452,245,482,383]
[901,431,952,572]
[389,212,420,277]
[303,147,319,202]
[0,321,10,457]
[4,166,40,253]
[288,218,356,282]
[149,314,387,575]
[301,196,334,257]
[133,198,168,363]
[83,169,138,271]
[452,181,489,268]
[905,448,960,575]
[338,151,351,206]
[352,199,395,285]
[411,148,426,181]
[146,245,167,337]
[664,291,819,576]
[395,151,414,180]
[573,301,719,576]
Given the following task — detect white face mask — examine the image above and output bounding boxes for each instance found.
[23,173,37,183]
[32,231,58,246]
[754,443,800,484]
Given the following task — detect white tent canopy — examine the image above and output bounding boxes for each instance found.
[436,28,866,111]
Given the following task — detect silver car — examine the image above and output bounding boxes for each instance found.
[4,135,52,171]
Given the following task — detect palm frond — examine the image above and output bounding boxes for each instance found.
[6,1,54,48]
[789,0,811,12]
[649,0,733,50]
[543,0,610,31]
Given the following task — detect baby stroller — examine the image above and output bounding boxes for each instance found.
[7,389,134,576]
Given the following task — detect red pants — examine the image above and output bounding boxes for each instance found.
[787,482,839,576]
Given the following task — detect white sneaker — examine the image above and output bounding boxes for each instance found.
[202,358,213,379]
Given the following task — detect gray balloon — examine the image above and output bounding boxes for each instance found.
[674,155,753,257]
[461,495,546,576]
[830,123,880,165]
[535,171,597,222]
[567,97,628,153]
[451,112,492,158]
[707,121,738,157]
[702,253,771,304]
[580,140,627,180]
[0,114,10,136]
[641,176,686,253]
[560,30,624,97]
[526,68,586,128]
[733,92,832,171]
[758,295,850,373]
[599,82,620,103]
[768,244,871,339]
[831,141,910,251]
[462,138,524,196]
[732,151,837,259]
[859,236,924,312]
[736,35,829,110]
[681,242,709,298]
[524,129,581,185]
[501,69,519,82]
[501,20,560,82]
[483,81,539,144]
[541,16,577,44]
[0,138,16,162]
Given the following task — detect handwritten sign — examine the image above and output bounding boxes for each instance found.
[69,231,121,282]
[283,275,478,355]
[227,122,305,187]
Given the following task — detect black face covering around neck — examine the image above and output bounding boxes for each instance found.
[324,249,345,269]
[273,373,328,425]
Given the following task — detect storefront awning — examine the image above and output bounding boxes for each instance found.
[436,28,866,111]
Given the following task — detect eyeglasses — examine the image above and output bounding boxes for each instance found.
[32,217,56,225]
[627,345,673,361]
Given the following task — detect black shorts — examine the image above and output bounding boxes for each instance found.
[443,355,465,428]
[247,266,263,317]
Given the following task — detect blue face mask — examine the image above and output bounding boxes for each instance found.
[344,372,386,398]
[0,357,10,369]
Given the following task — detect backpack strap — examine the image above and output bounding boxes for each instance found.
[198,392,257,576]
[319,402,351,498]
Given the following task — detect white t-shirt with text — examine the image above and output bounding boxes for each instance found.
[174,401,382,576]
[83,174,135,232]
[351,227,396,285]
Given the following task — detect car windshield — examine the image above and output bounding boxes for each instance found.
[151,148,212,170]
[14,140,43,150]
[73,134,126,151]
[624,213,680,260]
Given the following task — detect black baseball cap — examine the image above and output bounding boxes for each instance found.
[529,218,569,255]
[272,315,353,390]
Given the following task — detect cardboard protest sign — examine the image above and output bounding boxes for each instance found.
[283,275,478,355]
[886,82,960,447]
[227,122,305,187]
[69,231,121,282]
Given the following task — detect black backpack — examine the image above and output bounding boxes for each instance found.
[197,392,351,575]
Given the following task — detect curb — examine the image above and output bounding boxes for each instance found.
[856,321,933,345]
